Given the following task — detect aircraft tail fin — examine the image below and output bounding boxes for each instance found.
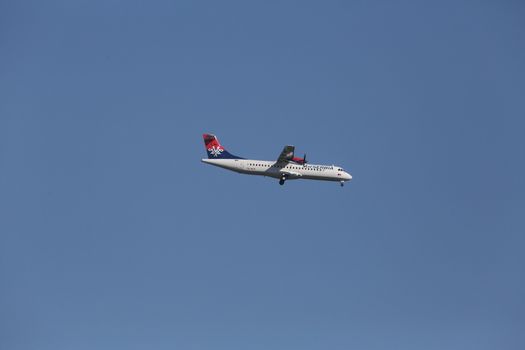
[203,134,243,159]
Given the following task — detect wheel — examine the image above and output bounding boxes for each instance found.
[279,179,285,185]
[340,181,344,187]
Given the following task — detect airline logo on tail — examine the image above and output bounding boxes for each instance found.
[209,147,223,157]
[203,134,243,159]
[203,134,224,157]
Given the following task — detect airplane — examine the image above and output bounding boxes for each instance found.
[201,133,352,186]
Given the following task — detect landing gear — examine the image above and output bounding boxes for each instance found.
[340,181,344,187]
[279,175,286,186]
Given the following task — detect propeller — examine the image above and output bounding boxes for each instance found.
[303,153,308,164]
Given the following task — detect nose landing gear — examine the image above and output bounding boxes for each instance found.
[340,181,344,187]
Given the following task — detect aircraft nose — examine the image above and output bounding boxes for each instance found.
[345,172,352,181]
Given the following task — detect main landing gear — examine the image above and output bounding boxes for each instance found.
[279,175,286,186]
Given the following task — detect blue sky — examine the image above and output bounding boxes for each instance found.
[1,1,524,349]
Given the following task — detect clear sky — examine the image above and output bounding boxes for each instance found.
[1,1,524,349]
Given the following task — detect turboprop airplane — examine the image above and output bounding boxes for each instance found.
[201,134,352,186]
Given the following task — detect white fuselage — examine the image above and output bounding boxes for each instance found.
[201,158,352,183]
